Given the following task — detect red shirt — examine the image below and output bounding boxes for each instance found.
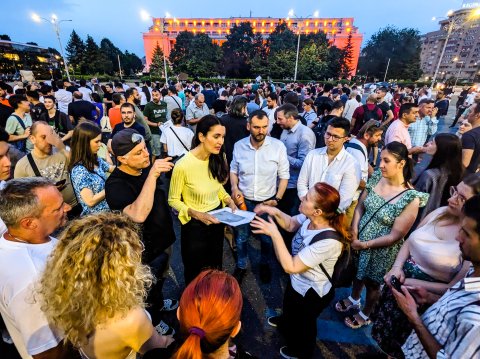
[108,107,122,128]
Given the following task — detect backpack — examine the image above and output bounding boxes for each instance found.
[352,104,381,135]
[309,230,353,288]
[312,115,334,149]
[344,141,367,161]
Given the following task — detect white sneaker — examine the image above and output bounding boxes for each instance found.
[160,298,179,312]
[155,320,175,336]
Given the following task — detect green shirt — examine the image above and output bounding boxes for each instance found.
[143,101,167,135]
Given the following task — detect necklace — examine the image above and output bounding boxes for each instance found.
[5,232,28,244]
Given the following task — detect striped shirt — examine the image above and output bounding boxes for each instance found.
[402,267,480,359]
[408,116,438,147]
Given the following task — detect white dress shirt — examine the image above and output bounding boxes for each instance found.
[297,147,361,210]
[230,136,289,201]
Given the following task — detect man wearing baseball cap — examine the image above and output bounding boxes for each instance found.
[105,128,178,336]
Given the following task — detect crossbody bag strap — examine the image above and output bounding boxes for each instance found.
[169,127,189,151]
[26,153,42,177]
[12,114,26,130]
[358,189,411,235]
[169,95,182,109]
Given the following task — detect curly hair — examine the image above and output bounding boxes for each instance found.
[37,212,153,347]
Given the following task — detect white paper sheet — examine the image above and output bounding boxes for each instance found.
[208,207,256,227]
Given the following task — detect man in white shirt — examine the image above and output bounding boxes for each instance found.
[53,80,72,115]
[0,177,73,359]
[265,93,279,134]
[297,117,360,211]
[230,110,289,284]
[78,79,92,102]
[345,120,383,224]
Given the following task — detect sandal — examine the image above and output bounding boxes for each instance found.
[335,297,361,312]
[344,313,371,329]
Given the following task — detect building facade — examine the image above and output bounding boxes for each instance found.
[142,16,362,76]
[421,4,480,83]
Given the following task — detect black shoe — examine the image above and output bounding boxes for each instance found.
[259,263,271,283]
[233,267,247,284]
[280,346,299,359]
[267,315,281,328]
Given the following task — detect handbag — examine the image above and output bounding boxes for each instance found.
[165,127,189,178]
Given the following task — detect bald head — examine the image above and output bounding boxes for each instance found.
[73,91,83,100]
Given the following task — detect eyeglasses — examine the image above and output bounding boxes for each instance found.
[450,186,467,203]
[324,131,347,141]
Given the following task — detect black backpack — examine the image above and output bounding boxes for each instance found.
[309,230,353,288]
[312,115,335,149]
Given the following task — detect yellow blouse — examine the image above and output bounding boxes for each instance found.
[168,151,230,224]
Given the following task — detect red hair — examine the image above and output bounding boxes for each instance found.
[312,182,351,242]
[173,270,243,359]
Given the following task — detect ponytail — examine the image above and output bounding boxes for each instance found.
[328,212,351,243]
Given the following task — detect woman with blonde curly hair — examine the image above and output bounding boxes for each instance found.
[37,212,174,359]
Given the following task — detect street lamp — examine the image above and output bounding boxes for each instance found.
[453,57,465,87]
[287,9,319,82]
[430,7,480,88]
[32,12,72,82]
[140,9,169,83]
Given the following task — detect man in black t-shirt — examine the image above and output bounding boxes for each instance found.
[375,86,394,126]
[26,90,46,122]
[105,128,177,335]
[67,91,99,125]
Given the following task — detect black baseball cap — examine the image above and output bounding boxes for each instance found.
[111,129,144,156]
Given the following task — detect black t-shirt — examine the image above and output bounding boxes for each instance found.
[0,103,14,128]
[212,99,227,114]
[104,92,113,111]
[68,100,96,124]
[219,114,249,164]
[31,102,47,122]
[462,126,480,174]
[105,167,176,261]
[377,101,392,121]
[39,110,74,137]
[111,121,146,139]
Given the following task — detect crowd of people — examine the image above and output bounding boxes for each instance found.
[0,77,479,359]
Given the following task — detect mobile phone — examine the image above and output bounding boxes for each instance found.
[390,275,402,292]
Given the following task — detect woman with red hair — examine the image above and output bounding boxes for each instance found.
[172,269,254,359]
[251,182,350,359]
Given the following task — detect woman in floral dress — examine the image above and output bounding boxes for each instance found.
[335,141,429,329]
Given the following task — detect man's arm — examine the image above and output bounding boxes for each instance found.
[122,159,173,223]
[392,287,442,359]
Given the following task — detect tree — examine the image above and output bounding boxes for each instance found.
[340,33,354,78]
[297,43,329,80]
[100,38,122,75]
[168,32,222,77]
[0,34,11,41]
[268,22,296,53]
[358,26,422,81]
[65,30,85,75]
[150,42,166,79]
[122,51,143,75]
[221,22,262,78]
[83,35,112,75]
[324,46,346,80]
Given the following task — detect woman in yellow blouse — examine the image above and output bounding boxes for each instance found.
[169,115,237,284]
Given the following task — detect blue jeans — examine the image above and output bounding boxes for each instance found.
[233,198,273,269]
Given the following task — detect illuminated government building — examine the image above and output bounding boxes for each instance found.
[142,16,363,76]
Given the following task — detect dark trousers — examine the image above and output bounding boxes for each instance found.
[278,282,334,358]
[181,217,224,284]
[277,188,300,249]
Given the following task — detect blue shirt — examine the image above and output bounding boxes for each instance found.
[71,158,110,215]
[280,121,316,189]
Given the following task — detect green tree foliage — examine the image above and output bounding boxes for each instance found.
[0,34,11,41]
[150,42,166,79]
[122,51,143,75]
[168,31,222,77]
[297,43,329,80]
[221,22,263,78]
[358,26,423,81]
[65,30,85,75]
[83,35,112,75]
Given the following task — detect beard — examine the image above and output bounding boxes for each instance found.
[134,98,141,106]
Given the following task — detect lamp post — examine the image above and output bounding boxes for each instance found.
[141,9,170,83]
[430,7,480,88]
[288,9,319,82]
[32,13,72,82]
[453,57,465,87]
